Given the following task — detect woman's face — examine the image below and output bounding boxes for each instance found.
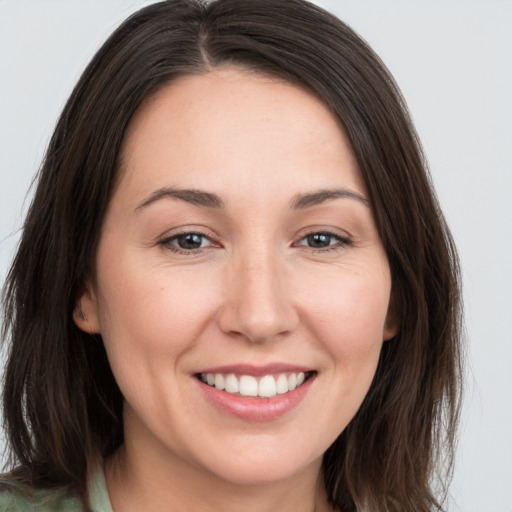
[78,68,395,486]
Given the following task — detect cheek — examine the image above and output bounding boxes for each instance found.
[298,262,390,380]
[95,256,220,365]
[303,266,390,335]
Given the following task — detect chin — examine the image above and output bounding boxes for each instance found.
[192,438,324,486]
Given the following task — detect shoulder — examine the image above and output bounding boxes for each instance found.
[0,467,111,512]
[0,483,84,512]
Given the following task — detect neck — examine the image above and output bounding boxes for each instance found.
[105,443,331,512]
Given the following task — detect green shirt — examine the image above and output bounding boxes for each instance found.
[0,469,113,512]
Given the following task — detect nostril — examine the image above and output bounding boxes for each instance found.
[218,298,299,343]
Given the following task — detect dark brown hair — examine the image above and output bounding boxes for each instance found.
[1,0,462,510]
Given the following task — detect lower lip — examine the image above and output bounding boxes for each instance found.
[196,375,315,422]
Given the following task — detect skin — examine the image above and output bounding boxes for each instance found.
[76,67,396,512]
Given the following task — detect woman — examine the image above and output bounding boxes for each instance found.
[0,0,462,511]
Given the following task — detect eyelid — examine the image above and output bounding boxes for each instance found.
[293,227,353,251]
[159,225,218,240]
[158,227,222,254]
[156,225,353,255]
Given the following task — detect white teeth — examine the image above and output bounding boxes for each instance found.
[200,371,310,397]
[288,373,297,391]
[214,373,225,391]
[276,374,289,394]
[239,375,258,397]
[258,375,277,397]
[225,374,239,393]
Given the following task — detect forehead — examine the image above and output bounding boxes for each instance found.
[116,67,365,203]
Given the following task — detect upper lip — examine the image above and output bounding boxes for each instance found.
[195,363,314,377]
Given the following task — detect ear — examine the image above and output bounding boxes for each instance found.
[383,293,399,341]
[73,279,101,334]
[383,319,399,341]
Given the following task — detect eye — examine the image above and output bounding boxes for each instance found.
[296,231,351,250]
[161,232,214,252]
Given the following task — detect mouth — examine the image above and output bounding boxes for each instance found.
[196,371,315,398]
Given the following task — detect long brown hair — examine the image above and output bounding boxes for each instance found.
[1,1,462,510]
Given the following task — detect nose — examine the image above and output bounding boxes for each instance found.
[217,249,299,343]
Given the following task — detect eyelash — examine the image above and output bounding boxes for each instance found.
[159,230,352,255]
[159,231,218,255]
[294,230,353,252]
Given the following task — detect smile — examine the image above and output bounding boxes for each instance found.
[199,371,310,398]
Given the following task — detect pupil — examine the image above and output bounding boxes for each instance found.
[178,234,202,249]
[308,233,330,248]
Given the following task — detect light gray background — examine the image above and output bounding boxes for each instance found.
[1,1,511,510]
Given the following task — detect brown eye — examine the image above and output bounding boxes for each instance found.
[176,233,205,249]
[305,233,332,248]
[296,231,352,251]
[162,232,212,251]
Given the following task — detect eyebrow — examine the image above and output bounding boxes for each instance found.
[134,186,368,213]
[290,189,369,209]
[135,187,224,212]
